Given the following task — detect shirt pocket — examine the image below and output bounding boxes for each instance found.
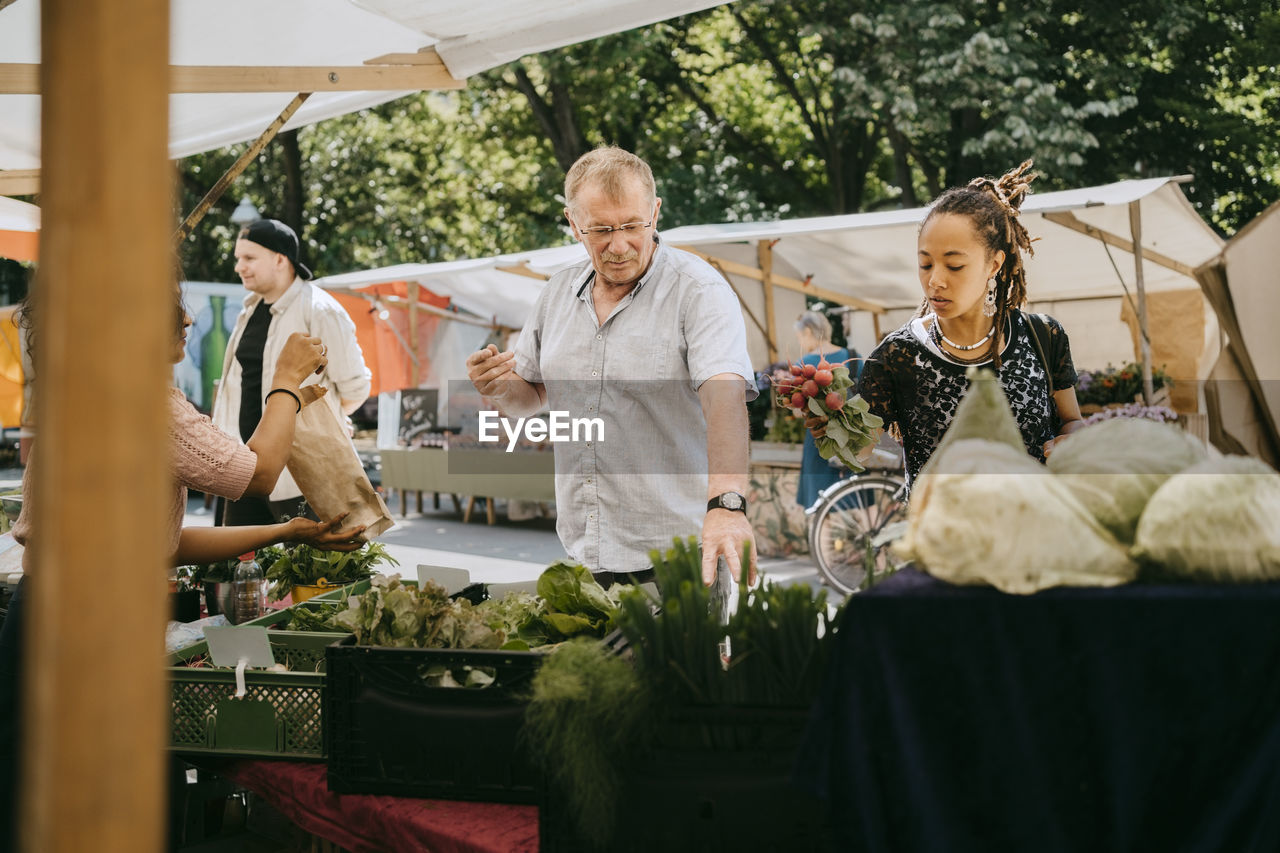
[608,331,671,382]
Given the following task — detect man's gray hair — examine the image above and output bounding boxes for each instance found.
[795,309,831,342]
[565,146,656,215]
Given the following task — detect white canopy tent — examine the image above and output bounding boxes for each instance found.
[1194,199,1280,465]
[0,0,729,186]
[315,176,1227,415]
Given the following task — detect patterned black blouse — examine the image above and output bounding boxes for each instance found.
[857,311,1077,487]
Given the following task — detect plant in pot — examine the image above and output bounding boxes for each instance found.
[265,541,398,603]
[169,564,203,623]
[195,545,286,618]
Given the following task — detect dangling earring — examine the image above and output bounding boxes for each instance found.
[982,278,997,317]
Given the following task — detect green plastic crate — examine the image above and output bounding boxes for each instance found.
[169,631,337,760]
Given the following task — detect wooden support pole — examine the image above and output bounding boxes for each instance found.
[705,257,773,351]
[0,168,40,196]
[1042,210,1196,277]
[26,0,172,851]
[1129,202,1154,405]
[676,245,886,313]
[173,92,312,244]
[758,240,779,362]
[408,282,420,387]
[0,60,466,95]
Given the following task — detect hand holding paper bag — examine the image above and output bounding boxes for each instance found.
[286,400,394,540]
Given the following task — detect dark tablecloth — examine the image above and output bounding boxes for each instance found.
[797,568,1280,853]
[219,760,538,853]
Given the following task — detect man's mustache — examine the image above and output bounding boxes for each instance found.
[601,250,638,262]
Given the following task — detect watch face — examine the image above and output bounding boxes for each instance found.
[721,493,743,510]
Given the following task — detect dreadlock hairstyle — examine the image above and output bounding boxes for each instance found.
[919,159,1037,370]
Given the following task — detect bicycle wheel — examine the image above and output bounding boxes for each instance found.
[806,474,909,595]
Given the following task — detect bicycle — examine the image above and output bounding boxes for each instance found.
[805,447,910,595]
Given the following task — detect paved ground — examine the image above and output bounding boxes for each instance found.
[185,490,825,590]
[3,462,824,588]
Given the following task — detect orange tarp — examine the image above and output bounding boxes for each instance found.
[0,305,24,427]
[330,281,450,397]
[0,230,38,263]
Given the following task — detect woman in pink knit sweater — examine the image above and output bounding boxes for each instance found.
[2,287,364,850]
[11,287,365,563]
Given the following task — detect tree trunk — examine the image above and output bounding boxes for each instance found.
[887,125,918,208]
[280,129,304,240]
[947,107,985,184]
[510,62,588,174]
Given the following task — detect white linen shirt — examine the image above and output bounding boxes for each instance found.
[211,277,372,501]
[513,239,755,572]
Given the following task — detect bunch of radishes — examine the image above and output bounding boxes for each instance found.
[773,358,883,472]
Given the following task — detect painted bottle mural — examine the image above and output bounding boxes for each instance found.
[201,294,228,412]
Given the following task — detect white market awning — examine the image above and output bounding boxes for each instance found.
[315,176,1226,379]
[0,0,730,175]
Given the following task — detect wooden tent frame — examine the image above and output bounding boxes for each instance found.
[18,17,469,849]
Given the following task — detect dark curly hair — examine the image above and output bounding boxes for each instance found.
[920,159,1037,369]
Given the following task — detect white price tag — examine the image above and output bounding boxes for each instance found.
[203,625,275,670]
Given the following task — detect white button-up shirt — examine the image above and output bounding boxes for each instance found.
[513,240,755,572]
[211,278,372,501]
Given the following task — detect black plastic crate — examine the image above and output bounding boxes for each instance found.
[540,705,831,853]
[324,634,545,803]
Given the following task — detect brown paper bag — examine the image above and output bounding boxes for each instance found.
[286,400,394,540]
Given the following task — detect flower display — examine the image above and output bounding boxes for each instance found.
[1075,362,1172,408]
[1082,403,1179,426]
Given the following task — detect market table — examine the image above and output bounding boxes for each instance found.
[798,568,1280,853]
[378,447,555,523]
[213,759,538,853]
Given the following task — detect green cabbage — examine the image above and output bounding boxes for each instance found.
[899,438,1137,594]
[1047,418,1209,543]
[1132,455,1280,581]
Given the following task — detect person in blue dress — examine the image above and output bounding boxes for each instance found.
[794,309,860,508]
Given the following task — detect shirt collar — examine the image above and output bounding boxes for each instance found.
[241,276,304,312]
[267,277,306,313]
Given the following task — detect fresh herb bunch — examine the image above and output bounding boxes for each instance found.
[524,640,651,848]
[189,545,286,585]
[334,573,502,650]
[617,537,840,709]
[528,537,843,846]
[264,541,398,600]
[283,599,349,632]
[773,358,882,471]
[172,565,199,594]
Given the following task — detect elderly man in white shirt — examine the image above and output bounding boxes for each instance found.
[467,147,758,587]
[212,218,371,525]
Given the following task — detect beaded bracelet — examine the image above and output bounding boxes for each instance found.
[265,387,302,413]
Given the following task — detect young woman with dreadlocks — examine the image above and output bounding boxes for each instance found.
[854,160,1084,489]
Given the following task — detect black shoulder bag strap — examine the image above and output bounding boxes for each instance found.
[1022,310,1057,428]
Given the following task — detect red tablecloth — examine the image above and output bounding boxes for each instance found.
[219,760,538,853]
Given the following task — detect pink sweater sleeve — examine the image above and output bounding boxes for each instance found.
[169,388,257,500]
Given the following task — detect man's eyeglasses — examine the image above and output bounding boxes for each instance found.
[577,219,654,241]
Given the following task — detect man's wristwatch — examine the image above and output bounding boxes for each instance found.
[707,492,748,514]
